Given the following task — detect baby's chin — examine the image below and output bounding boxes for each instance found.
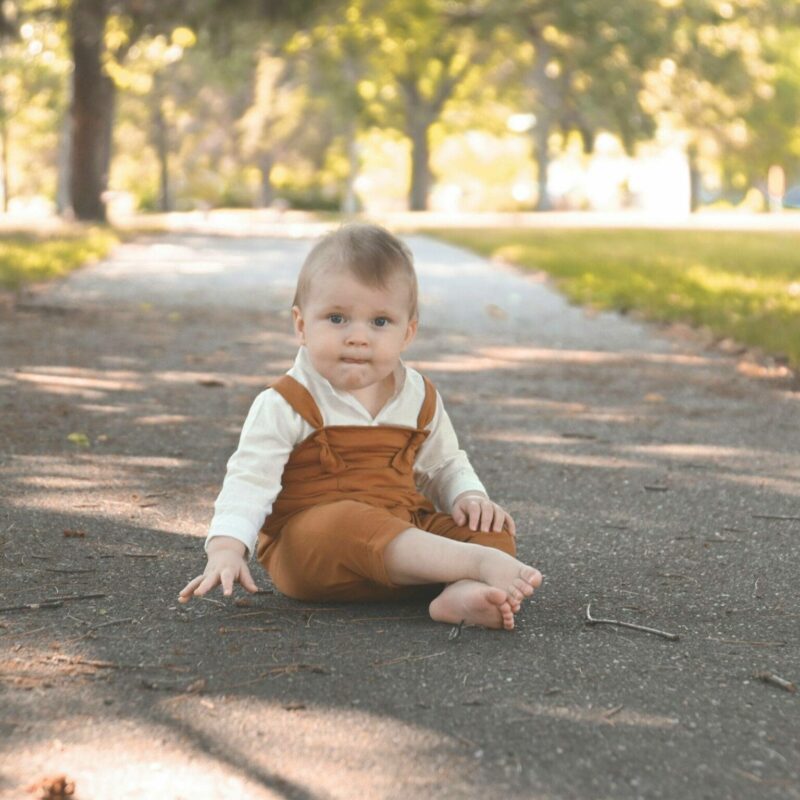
[332,367,394,393]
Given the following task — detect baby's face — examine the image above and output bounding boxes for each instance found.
[292,266,417,394]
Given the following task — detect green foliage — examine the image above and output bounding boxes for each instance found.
[432,227,800,368]
[0,12,70,206]
[0,228,118,289]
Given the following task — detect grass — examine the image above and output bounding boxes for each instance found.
[0,227,118,291]
[430,228,800,370]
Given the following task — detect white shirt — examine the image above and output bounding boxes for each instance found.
[207,347,486,557]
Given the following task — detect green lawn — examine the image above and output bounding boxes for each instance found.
[0,227,118,291]
[431,228,800,369]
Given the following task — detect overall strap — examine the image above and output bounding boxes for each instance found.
[416,376,438,429]
[270,375,324,429]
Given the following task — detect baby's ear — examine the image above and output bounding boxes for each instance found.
[403,317,418,348]
[291,306,306,342]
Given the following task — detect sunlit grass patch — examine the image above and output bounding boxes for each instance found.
[431,228,800,369]
[0,227,118,290]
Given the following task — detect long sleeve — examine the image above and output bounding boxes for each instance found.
[205,389,301,558]
[413,392,486,513]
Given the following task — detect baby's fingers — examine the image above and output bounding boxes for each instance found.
[178,575,204,603]
[192,570,223,599]
[220,567,236,596]
[239,563,259,594]
[491,508,505,532]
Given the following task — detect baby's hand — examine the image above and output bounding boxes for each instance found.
[451,491,516,536]
[178,536,259,603]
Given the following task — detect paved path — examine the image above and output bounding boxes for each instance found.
[2,232,798,799]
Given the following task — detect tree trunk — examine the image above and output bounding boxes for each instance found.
[151,89,170,212]
[532,116,552,211]
[0,112,8,213]
[529,30,559,212]
[259,153,274,207]
[70,0,114,222]
[687,143,701,212]
[408,121,432,212]
[56,98,73,216]
[342,120,359,215]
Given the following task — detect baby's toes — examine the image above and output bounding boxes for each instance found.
[513,577,535,598]
[508,585,524,604]
[499,602,515,630]
[523,567,543,588]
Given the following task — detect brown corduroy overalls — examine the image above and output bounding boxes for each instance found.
[255,375,516,602]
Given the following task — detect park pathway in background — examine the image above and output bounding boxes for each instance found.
[1,232,798,800]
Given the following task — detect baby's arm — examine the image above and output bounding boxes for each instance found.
[415,390,516,535]
[178,536,258,602]
[178,386,302,603]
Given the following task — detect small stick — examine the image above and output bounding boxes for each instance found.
[585,603,680,641]
[753,671,796,694]
[92,616,134,629]
[122,552,160,558]
[709,638,785,647]
[373,651,446,667]
[448,620,465,641]
[348,615,428,622]
[0,600,63,612]
[44,567,95,574]
[43,593,106,603]
[603,704,624,719]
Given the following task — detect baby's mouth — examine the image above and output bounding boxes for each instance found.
[341,357,369,364]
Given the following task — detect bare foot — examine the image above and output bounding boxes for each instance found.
[429,579,516,631]
[475,549,542,607]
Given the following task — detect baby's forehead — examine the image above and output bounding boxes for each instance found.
[310,264,411,297]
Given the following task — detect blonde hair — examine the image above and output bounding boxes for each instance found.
[293,223,419,319]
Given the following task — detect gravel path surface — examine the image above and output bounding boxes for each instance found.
[1,232,798,799]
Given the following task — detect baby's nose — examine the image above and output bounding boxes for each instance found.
[345,323,369,344]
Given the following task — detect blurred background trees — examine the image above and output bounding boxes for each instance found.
[0,0,797,220]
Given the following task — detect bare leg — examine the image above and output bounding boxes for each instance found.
[383,528,542,608]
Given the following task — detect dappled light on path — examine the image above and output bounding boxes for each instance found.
[3,233,799,800]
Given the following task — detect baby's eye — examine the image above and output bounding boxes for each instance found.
[373,317,390,327]
[328,313,345,324]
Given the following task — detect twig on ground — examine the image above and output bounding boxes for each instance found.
[122,552,159,558]
[753,671,796,693]
[450,731,478,749]
[44,593,106,603]
[44,567,95,574]
[708,637,785,647]
[348,615,428,622]
[92,616,134,629]
[43,654,191,672]
[603,704,624,719]
[0,600,62,613]
[216,663,329,690]
[217,625,281,634]
[585,603,680,641]
[373,651,447,667]
[448,620,465,641]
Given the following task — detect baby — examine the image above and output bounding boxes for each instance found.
[179,223,541,630]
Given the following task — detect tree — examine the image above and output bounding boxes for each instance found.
[0,5,67,213]
[64,0,331,221]
[725,22,800,195]
[369,0,489,210]
[301,0,491,211]
[454,0,672,210]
